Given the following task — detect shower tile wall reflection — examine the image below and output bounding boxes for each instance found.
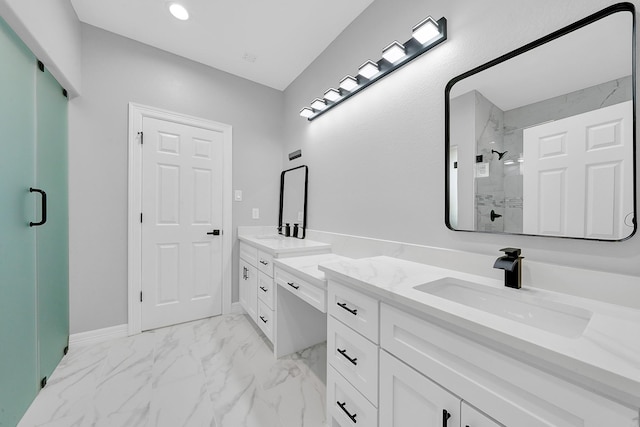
[454,75,632,234]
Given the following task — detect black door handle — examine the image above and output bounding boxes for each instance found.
[207,229,221,235]
[443,409,451,427]
[287,281,300,290]
[29,188,47,227]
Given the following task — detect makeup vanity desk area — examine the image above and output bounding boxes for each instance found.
[238,234,350,358]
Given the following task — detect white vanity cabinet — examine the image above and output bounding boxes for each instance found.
[380,302,637,426]
[239,242,261,323]
[461,403,503,427]
[379,349,502,427]
[237,235,331,347]
[321,256,640,427]
[326,281,380,426]
[379,349,462,427]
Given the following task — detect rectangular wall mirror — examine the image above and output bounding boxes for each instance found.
[279,165,308,238]
[445,3,636,241]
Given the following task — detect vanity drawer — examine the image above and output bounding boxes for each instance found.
[257,250,274,277]
[328,281,379,344]
[275,268,326,313]
[257,271,274,309]
[257,299,274,342]
[327,365,378,427]
[239,242,258,266]
[328,316,378,405]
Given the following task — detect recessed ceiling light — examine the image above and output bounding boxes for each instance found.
[169,3,189,20]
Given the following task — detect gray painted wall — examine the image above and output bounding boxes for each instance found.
[68,24,283,334]
[283,0,640,277]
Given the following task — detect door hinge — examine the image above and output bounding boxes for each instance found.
[138,131,143,144]
[40,377,47,388]
[140,213,143,223]
[37,60,44,72]
[140,291,143,302]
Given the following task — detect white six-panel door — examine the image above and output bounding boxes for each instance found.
[523,101,633,239]
[141,117,223,330]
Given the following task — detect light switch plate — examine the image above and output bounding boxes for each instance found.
[234,190,243,201]
[252,208,259,219]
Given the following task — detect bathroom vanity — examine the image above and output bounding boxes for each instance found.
[237,232,331,351]
[320,256,640,426]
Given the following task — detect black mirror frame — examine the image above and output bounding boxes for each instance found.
[444,2,637,242]
[279,165,308,239]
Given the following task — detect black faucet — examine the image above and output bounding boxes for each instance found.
[493,248,523,289]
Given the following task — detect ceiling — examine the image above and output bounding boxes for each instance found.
[70,0,375,91]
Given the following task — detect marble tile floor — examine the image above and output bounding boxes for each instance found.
[18,314,328,427]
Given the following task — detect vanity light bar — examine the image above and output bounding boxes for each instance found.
[299,15,447,121]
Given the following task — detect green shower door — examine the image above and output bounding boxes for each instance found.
[35,64,69,384]
[0,17,38,427]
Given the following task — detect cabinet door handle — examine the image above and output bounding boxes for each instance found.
[259,260,269,266]
[259,316,268,324]
[260,286,268,292]
[29,188,47,227]
[337,348,358,366]
[336,401,357,423]
[442,409,451,427]
[337,302,358,315]
[287,281,300,290]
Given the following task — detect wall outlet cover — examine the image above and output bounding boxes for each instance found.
[252,208,260,219]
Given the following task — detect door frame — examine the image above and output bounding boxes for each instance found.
[127,103,232,335]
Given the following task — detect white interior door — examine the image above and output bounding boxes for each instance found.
[141,117,224,330]
[523,101,633,239]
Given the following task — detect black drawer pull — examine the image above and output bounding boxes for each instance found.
[442,409,451,427]
[337,401,357,423]
[260,260,269,265]
[337,302,357,315]
[337,348,358,365]
[260,286,268,292]
[287,281,300,290]
[259,316,268,324]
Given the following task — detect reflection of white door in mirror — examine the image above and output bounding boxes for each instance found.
[523,101,633,239]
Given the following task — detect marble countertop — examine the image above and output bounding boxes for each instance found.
[238,234,331,256]
[273,253,354,289]
[318,256,640,408]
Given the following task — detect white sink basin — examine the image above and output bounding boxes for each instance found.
[414,277,592,338]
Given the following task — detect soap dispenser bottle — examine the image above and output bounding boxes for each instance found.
[284,223,290,237]
[292,223,299,238]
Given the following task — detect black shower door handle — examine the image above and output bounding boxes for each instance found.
[29,187,47,227]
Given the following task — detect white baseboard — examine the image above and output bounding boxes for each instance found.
[230,302,243,314]
[69,324,128,348]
